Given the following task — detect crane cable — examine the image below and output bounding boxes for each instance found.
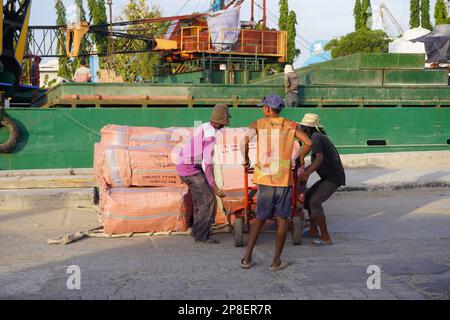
[253,0,329,61]
[253,0,330,62]
[176,0,192,15]
[258,0,330,61]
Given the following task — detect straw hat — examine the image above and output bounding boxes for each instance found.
[299,113,323,129]
[210,104,231,125]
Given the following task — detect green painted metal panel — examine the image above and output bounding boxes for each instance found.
[297,69,384,86]
[1,107,449,170]
[35,81,450,109]
[8,51,448,171]
[212,71,225,84]
[154,71,207,84]
[153,70,262,85]
[252,53,428,85]
[297,85,450,106]
[383,70,448,86]
[0,124,10,143]
[311,53,425,70]
[296,69,448,86]
[357,53,425,69]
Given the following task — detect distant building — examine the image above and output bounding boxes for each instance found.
[302,40,331,67]
[39,59,59,88]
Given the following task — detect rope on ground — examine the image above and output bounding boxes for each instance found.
[47,226,103,245]
[47,224,232,245]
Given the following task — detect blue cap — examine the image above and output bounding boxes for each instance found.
[257,94,285,110]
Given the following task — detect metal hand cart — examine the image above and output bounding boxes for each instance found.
[231,167,305,247]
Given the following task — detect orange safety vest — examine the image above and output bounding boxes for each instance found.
[252,117,297,187]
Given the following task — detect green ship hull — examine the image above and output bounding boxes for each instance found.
[1,53,449,170]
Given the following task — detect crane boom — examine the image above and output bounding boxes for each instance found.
[382,3,404,35]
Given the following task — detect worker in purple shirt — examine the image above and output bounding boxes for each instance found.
[176,104,231,244]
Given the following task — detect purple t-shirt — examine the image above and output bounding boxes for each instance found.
[176,122,217,189]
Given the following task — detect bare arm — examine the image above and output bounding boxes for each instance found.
[295,127,312,167]
[305,153,323,175]
[299,153,323,183]
[240,125,257,168]
[203,141,223,196]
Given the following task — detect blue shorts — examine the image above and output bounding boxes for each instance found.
[256,185,292,220]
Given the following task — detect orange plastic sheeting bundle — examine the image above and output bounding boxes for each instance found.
[102,187,191,234]
[100,125,193,147]
[214,128,301,191]
[129,145,183,187]
[94,143,184,188]
[93,143,108,214]
[214,128,257,191]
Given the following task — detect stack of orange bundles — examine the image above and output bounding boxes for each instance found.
[93,125,299,235]
[94,125,194,234]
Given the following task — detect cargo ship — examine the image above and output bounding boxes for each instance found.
[0,0,449,170]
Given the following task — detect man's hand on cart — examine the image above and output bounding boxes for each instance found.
[298,171,310,184]
[243,157,251,170]
[299,157,305,167]
[214,187,226,198]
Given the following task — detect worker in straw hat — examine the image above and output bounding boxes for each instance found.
[298,113,346,246]
[176,104,231,244]
[284,64,299,108]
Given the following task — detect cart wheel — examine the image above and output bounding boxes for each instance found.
[234,217,245,247]
[292,216,302,245]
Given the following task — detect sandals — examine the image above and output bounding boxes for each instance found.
[240,259,289,271]
[302,230,319,239]
[312,239,334,246]
[269,261,289,272]
[241,259,255,269]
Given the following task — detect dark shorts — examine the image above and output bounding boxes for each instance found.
[256,185,292,220]
[304,179,339,217]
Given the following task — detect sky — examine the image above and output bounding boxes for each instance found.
[29,0,441,67]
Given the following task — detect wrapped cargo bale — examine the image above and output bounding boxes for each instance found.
[93,143,108,214]
[93,143,105,185]
[214,128,302,191]
[95,144,184,188]
[98,146,132,187]
[177,190,194,232]
[128,145,183,187]
[215,127,257,167]
[102,187,223,234]
[100,125,192,148]
[214,128,257,191]
[102,187,189,234]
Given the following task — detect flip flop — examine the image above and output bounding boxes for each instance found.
[269,261,289,272]
[241,259,255,269]
[312,239,334,246]
[302,230,319,238]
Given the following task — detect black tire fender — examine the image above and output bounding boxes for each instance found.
[0,116,20,153]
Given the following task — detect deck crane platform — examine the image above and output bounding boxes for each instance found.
[22,0,286,84]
